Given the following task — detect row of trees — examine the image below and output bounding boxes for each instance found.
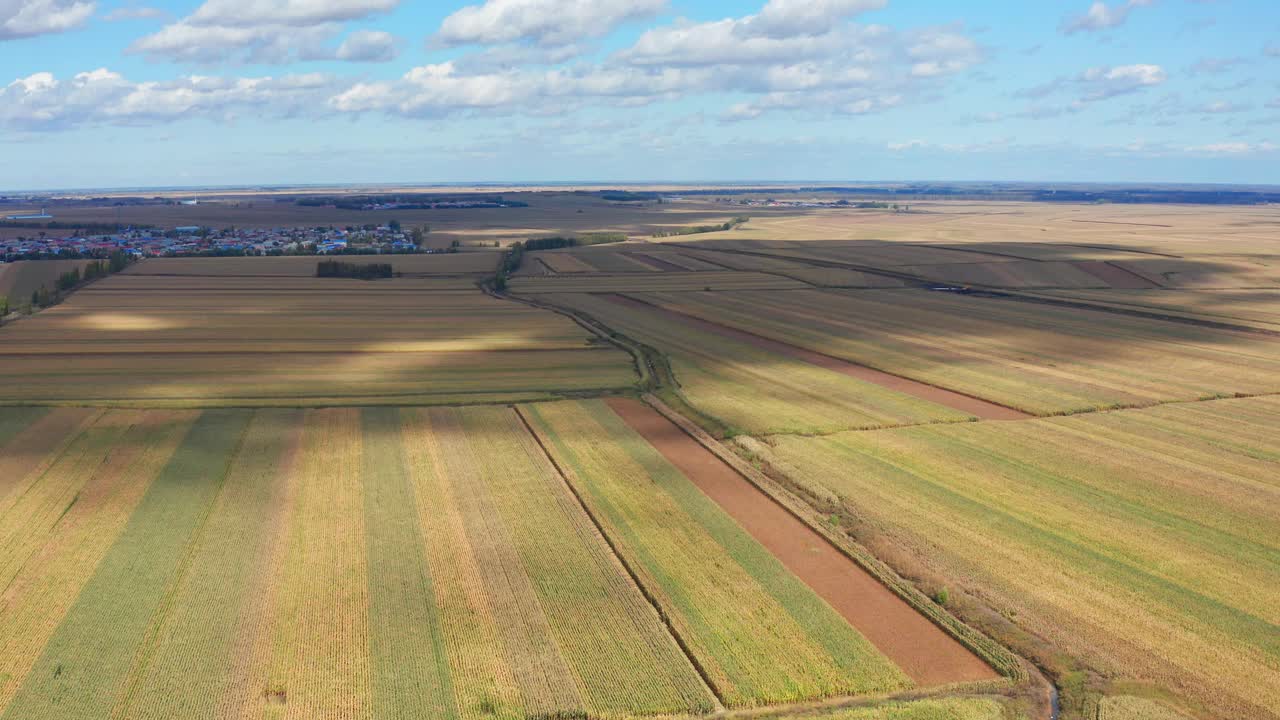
[652,216,749,238]
[5,250,134,319]
[316,260,395,280]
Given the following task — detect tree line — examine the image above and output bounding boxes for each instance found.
[316,260,395,280]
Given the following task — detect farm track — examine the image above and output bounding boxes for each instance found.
[605,397,1000,686]
[602,293,1031,421]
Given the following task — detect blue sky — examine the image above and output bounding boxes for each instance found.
[1,0,1277,189]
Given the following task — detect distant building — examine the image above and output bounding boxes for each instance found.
[174,226,202,233]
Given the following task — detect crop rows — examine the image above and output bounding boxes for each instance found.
[540,293,972,434]
[0,405,734,719]
[747,395,1280,720]
[0,276,637,406]
[520,399,911,707]
[509,270,808,293]
[628,288,1280,415]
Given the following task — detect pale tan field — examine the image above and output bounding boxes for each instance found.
[0,260,95,305]
[0,269,637,406]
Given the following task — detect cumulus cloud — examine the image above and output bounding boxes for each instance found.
[435,0,665,47]
[0,0,94,40]
[130,0,399,63]
[0,67,340,128]
[335,29,397,62]
[1060,0,1153,35]
[333,0,978,123]
[1078,63,1165,100]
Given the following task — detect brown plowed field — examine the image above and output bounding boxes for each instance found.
[605,397,998,687]
[603,294,1029,420]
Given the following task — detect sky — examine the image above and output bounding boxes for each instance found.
[0,0,1277,189]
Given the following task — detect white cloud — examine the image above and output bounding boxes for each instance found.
[1189,56,1243,75]
[103,5,163,21]
[1266,42,1280,58]
[749,0,885,38]
[1185,141,1277,155]
[335,29,397,62]
[0,67,340,128]
[186,0,398,27]
[130,0,399,63]
[1079,63,1165,100]
[334,0,980,123]
[0,0,94,40]
[435,0,665,47]
[1199,100,1249,114]
[1060,0,1153,35]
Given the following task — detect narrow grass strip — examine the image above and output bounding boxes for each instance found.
[362,407,456,720]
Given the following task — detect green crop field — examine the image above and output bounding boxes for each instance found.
[0,404,724,719]
[743,396,1280,720]
[520,399,913,707]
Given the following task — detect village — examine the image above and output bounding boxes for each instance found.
[0,222,428,260]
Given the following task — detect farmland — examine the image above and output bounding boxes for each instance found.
[0,195,1277,720]
[741,396,1280,720]
[601,288,1280,416]
[0,271,636,406]
[0,402,1014,719]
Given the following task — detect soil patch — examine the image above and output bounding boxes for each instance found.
[605,397,999,686]
[603,294,1030,420]
[1072,261,1161,289]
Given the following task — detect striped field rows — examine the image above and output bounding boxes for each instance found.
[0,401,924,718]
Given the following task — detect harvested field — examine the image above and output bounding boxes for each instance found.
[1027,288,1280,331]
[605,397,997,685]
[535,252,597,273]
[509,271,809,293]
[627,288,1280,415]
[603,294,1028,421]
[672,248,909,287]
[0,405,717,719]
[539,293,975,434]
[902,261,1111,289]
[744,396,1280,720]
[123,253,500,277]
[520,399,916,707]
[0,259,95,304]
[0,274,637,406]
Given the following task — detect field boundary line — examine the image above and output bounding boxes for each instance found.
[511,404,726,712]
[485,283,655,391]
[641,393,1031,687]
[608,292,1031,420]
[986,289,1280,337]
